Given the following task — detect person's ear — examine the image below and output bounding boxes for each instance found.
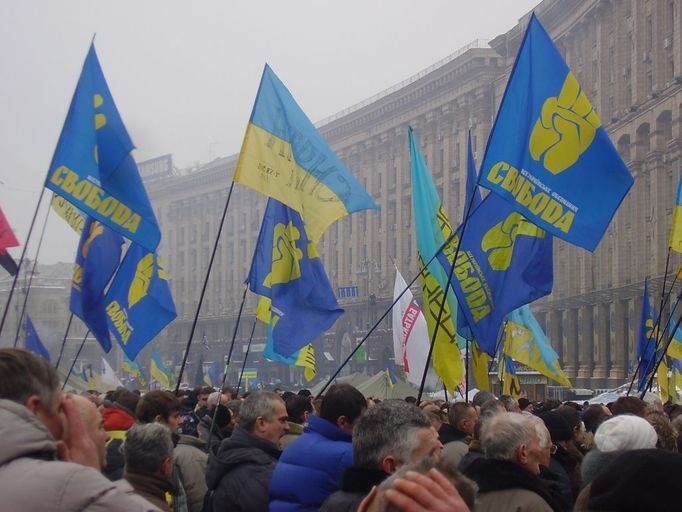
[160,456,173,478]
[153,414,163,424]
[381,456,399,474]
[25,395,41,415]
[517,443,529,464]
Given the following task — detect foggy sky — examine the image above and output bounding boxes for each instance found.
[0,0,538,265]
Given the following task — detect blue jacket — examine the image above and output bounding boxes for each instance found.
[269,415,353,512]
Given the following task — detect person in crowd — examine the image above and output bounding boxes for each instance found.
[579,449,682,510]
[471,391,496,414]
[464,412,562,511]
[580,413,658,488]
[580,404,611,451]
[321,399,443,512]
[281,394,313,450]
[72,393,111,472]
[499,395,521,413]
[102,388,140,480]
[356,458,476,512]
[269,383,367,512]
[458,399,506,472]
[197,391,230,440]
[0,348,158,511]
[205,391,289,512]
[518,398,534,414]
[644,410,678,451]
[537,410,578,510]
[440,402,477,468]
[192,386,213,422]
[137,390,205,512]
[124,423,176,511]
[198,404,232,455]
[610,396,648,417]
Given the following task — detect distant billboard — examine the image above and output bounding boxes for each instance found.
[138,154,174,182]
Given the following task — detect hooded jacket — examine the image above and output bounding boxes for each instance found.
[174,434,208,512]
[204,425,280,512]
[269,415,354,512]
[102,405,136,481]
[0,398,159,511]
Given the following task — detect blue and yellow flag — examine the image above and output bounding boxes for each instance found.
[410,127,464,392]
[234,64,377,242]
[263,328,317,382]
[247,198,343,357]
[670,172,682,252]
[44,44,160,251]
[667,321,682,361]
[471,341,491,392]
[24,316,50,361]
[505,305,571,388]
[203,363,218,388]
[637,279,658,393]
[498,351,522,398]
[150,348,172,389]
[442,192,553,355]
[71,217,123,352]
[479,14,633,251]
[104,243,176,361]
[123,356,146,386]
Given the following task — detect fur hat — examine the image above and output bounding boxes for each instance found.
[594,414,657,452]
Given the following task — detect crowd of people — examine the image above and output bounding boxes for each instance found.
[1,347,681,511]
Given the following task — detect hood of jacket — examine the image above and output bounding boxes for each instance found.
[0,399,57,466]
[102,406,135,431]
[205,425,280,490]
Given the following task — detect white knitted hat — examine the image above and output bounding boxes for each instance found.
[594,414,658,452]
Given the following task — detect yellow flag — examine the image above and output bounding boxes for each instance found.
[295,344,317,382]
[658,359,670,403]
[471,341,491,392]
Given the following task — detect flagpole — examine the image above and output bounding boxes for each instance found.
[235,320,257,396]
[627,275,680,395]
[174,181,236,392]
[465,338,470,403]
[316,228,463,399]
[62,330,90,391]
[0,188,48,338]
[641,297,682,399]
[13,207,52,347]
[488,322,507,373]
[55,313,75,369]
[442,382,449,403]
[416,180,482,404]
[206,283,248,452]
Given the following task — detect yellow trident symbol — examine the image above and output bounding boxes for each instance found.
[93,94,107,163]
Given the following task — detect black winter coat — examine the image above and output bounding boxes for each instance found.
[204,426,280,512]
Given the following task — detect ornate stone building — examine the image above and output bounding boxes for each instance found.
[146,0,682,391]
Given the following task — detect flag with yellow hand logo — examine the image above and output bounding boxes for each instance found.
[410,127,464,393]
[247,198,343,357]
[71,216,123,352]
[104,243,176,361]
[44,44,160,251]
[479,14,633,252]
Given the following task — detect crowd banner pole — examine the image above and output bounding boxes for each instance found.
[13,207,52,347]
[62,330,90,391]
[175,181,236,392]
[235,320,257,397]
[55,313,75,369]
[641,296,682,399]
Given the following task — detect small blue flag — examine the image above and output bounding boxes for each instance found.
[637,279,658,393]
[478,14,633,251]
[247,198,343,357]
[104,243,177,361]
[71,217,123,352]
[24,316,50,361]
[44,44,161,251]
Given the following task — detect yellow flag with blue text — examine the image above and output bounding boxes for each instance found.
[234,64,377,242]
[479,14,633,252]
[104,244,176,361]
[505,305,571,388]
[409,127,464,392]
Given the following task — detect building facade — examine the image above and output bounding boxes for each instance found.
[144,0,682,391]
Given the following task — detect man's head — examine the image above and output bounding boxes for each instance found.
[353,400,442,474]
[206,391,229,411]
[124,423,174,479]
[239,391,289,445]
[447,402,478,436]
[136,391,182,432]
[196,386,213,409]
[72,394,109,470]
[582,404,612,434]
[480,411,551,475]
[611,396,649,417]
[0,348,64,440]
[499,394,521,413]
[285,394,313,426]
[319,383,367,433]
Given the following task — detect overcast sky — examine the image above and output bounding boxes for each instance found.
[0,0,539,265]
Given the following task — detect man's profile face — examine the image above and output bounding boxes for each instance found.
[408,427,443,464]
[198,393,209,408]
[262,400,290,445]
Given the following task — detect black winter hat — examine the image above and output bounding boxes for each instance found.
[538,410,572,442]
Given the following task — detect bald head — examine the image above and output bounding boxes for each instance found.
[71,394,109,470]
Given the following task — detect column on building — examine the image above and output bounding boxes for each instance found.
[610,298,628,386]
[594,302,611,388]
[577,305,594,387]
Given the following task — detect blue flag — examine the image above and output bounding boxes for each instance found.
[637,279,658,393]
[44,44,161,251]
[71,217,123,352]
[478,14,633,251]
[247,198,343,357]
[442,192,553,355]
[24,316,50,361]
[104,243,177,361]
